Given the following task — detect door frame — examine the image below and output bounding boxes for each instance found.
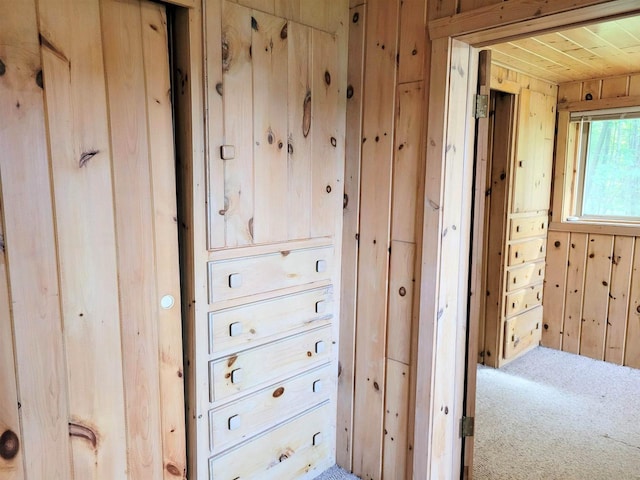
[412,1,640,479]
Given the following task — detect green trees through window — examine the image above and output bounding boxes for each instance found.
[581,118,640,219]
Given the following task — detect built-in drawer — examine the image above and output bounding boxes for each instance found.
[208,246,334,303]
[507,237,546,266]
[509,214,547,240]
[209,403,332,480]
[209,287,333,357]
[506,261,545,292]
[504,305,542,360]
[210,365,332,455]
[505,284,543,318]
[210,326,332,402]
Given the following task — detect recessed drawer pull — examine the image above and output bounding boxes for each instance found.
[315,300,327,314]
[229,322,243,337]
[315,341,326,354]
[231,368,243,384]
[313,380,323,393]
[228,273,242,289]
[228,415,241,431]
[313,432,323,446]
[316,260,327,273]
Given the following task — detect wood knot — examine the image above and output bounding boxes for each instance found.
[251,16,259,31]
[346,85,354,99]
[68,422,98,449]
[399,287,406,297]
[324,70,331,86]
[36,70,43,89]
[280,23,288,40]
[554,241,561,248]
[0,59,5,76]
[166,463,182,476]
[79,150,99,168]
[343,193,349,209]
[0,430,19,460]
[302,92,312,138]
[326,185,332,193]
[216,82,223,96]
[330,137,337,147]
[273,387,285,398]
[352,12,359,23]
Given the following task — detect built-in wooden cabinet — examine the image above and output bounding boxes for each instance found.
[480,67,558,367]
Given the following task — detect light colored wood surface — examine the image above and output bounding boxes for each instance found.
[141,4,188,476]
[626,238,640,368]
[338,3,366,469]
[0,186,23,480]
[542,231,640,367]
[580,235,614,360]
[562,233,589,354]
[387,241,417,365]
[605,237,634,364]
[38,0,128,477]
[209,404,333,480]
[102,1,170,476]
[0,1,72,477]
[352,0,401,477]
[382,359,410,480]
[488,16,640,84]
[541,231,570,350]
[252,10,289,243]
[398,0,428,84]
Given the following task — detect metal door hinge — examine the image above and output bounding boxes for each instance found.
[474,94,488,118]
[460,416,475,437]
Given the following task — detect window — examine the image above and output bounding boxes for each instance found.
[569,107,640,222]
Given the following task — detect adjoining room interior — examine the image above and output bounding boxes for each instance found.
[472,14,640,479]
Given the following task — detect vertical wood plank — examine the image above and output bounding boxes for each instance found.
[580,234,614,360]
[581,79,601,101]
[557,82,582,103]
[0,190,24,479]
[173,4,210,478]
[141,3,187,478]
[562,233,588,354]
[337,3,366,470]
[392,81,424,243]
[624,238,640,369]
[252,10,289,243]
[352,0,400,477]
[382,359,410,480]
[101,1,163,477]
[601,75,628,98]
[311,28,341,238]
[398,0,427,84]
[387,241,416,364]
[235,0,274,14]
[299,1,345,34]
[37,0,129,477]
[541,231,570,350]
[605,236,634,365]
[206,0,227,249]
[222,1,255,246]
[413,37,450,480]
[287,21,312,240]
[0,1,72,477]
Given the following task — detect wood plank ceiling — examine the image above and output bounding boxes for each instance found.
[488,15,640,84]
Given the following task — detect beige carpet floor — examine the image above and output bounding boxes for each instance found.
[314,465,360,480]
[474,346,640,480]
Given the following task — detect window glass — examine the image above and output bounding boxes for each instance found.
[580,118,640,219]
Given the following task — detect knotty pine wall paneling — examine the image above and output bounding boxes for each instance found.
[543,72,640,369]
[0,1,187,478]
[345,0,429,478]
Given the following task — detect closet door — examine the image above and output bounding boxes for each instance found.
[0,1,185,478]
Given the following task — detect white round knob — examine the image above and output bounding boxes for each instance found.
[160,295,175,310]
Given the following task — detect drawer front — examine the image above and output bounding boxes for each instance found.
[210,365,332,454]
[505,284,543,318]
[508,238,546,266]
[208,246,334,303]
[506,261,545,292]
[509,214,547,240]
[209,403,332,480]
[209,287,334,357]
[210,326,332,402]
[504,306,542,360]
